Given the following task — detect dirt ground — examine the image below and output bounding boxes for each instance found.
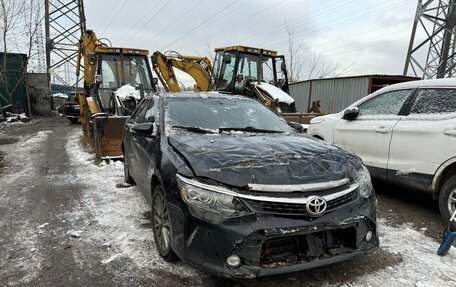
[0,117,451,287]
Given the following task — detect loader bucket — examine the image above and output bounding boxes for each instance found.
[93,116,127,159]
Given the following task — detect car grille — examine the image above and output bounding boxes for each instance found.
[243,189,357,216]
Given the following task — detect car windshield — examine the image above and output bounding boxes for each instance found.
[165,96,294,134]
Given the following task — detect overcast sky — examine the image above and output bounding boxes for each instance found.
[84,0,419,81]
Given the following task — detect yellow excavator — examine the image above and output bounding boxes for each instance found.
[151,51,213,92]
[152,45,315,123]
[76,30,156,158]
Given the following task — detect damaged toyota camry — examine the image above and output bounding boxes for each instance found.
[122,92,378,278]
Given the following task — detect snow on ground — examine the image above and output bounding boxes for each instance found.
[0,131,53,284]
[64,132,202,284]
[64,131,456,286]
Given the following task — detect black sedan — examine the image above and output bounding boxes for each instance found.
[122,92,378,278]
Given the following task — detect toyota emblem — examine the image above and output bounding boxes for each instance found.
[306,196,327,216]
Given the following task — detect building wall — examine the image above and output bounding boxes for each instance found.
[289,81,310,113]
[311,77,369,113]
[27,73,51,116]
[290,77,369,114]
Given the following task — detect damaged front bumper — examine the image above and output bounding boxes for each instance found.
[170,195,378,278]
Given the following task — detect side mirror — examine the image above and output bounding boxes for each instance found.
[95,75,103,84]
[343,107,359,120]
[281,62,286,72]
[132,122,154,136]
[223,53,231,64]
[152,77,158,85]
[289,121,304,133]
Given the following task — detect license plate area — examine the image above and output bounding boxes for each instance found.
[260,227,357,267]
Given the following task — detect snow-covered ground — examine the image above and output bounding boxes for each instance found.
[62,131,456,286]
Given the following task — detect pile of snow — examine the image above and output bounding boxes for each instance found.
[51,93,68,99]
[115,84,141,100]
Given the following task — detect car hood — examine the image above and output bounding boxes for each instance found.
[168,133,354,188]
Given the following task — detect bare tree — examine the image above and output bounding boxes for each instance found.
[285,21,306,82]
[0,0,44,114]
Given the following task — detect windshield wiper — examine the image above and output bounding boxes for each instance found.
[219,126,284,133]
[172,125,217,134]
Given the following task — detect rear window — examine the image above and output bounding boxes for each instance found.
[410,88,456,114]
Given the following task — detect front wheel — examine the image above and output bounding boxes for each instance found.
[438,175,456,226]
[152,186,177,261]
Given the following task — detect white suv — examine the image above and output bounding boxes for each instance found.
[307,78,456,222]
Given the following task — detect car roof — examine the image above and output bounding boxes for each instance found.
[147,92,252,101]
[374,78,456,94]
[345,78,456,110]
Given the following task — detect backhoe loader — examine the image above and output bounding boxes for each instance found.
[76,30,156,158]
[152,45,318,124]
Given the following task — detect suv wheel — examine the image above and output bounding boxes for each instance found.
[152,186,177,261]
[438,174,456,225]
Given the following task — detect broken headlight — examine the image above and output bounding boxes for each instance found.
[176,175,249,222]
[354,165,373,198]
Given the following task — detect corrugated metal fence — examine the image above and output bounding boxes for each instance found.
[290,77,369,114]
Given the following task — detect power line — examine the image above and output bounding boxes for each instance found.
[182,0,360,52]
[118,0,164,41]
[265,0,411,50]
[99,0,129,35]
[140,0,206,47]
[161,0,242,50]
[124,0,173,43]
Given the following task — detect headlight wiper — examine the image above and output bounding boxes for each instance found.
[172,125,217,134]
[219,126,284,133]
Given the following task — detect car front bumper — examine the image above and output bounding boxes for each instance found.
[170,196,378,278]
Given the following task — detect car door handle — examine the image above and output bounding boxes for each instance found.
[443,128,456,137]
[374,127,390,134]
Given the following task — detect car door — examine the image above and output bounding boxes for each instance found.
[388,88,456,190]
[333,89,413,178]
[124,99,150,179]
[129,99,159,203]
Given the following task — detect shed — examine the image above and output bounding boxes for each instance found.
[0,53,29,115]
[289,75,420,114]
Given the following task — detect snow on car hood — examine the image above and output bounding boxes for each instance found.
[169,133,354,187]
[256,83,295,104]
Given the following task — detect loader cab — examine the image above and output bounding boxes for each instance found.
[91,47,155,115]
[212,46,290,96]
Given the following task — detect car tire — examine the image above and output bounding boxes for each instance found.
[123,157,135,184]
[152,186,178,262]
[438,174,456,228]
[68,117,78,124]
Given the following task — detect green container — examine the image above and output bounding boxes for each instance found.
[0,53,28,114]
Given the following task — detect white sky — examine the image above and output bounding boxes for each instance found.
[84,0,419,80]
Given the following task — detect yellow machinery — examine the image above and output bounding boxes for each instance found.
[76,30,155,158]
[152,45,315,123]
[151,51,213,92]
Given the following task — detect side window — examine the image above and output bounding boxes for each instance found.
[410,88,456,114]
[358,89,412,116]
[130,99,149,123]
[144,100,156,123]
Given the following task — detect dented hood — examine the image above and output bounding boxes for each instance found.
[169,133,352,187]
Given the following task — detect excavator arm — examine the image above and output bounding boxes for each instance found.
[151,51,213,92]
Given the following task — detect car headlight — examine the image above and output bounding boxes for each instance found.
[354,165,373,198]
[176,175,249,222]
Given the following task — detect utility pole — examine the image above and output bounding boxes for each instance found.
[45,0,86,88]
[404,0,456,78]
